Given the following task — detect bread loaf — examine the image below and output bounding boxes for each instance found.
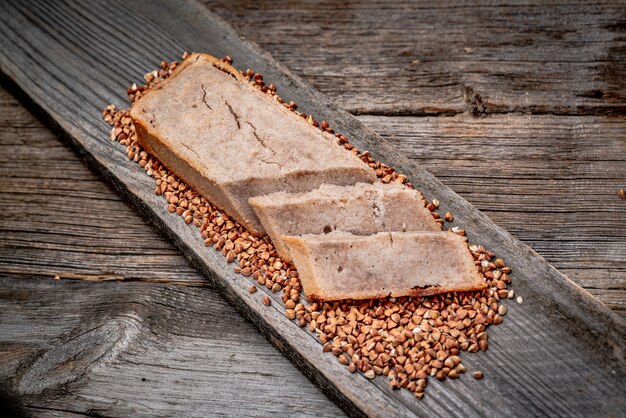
[130,53,376,235]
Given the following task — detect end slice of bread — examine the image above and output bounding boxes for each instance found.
[284,231,484,301]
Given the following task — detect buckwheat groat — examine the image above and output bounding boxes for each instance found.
[283,231,484,301]
[130,53,376,235]
[249,182,440,261]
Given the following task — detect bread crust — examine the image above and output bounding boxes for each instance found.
[129,53,375,235]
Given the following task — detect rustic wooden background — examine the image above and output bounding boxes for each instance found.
[1,0,624,416]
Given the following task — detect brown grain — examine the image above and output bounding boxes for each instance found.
[103,53,513,400]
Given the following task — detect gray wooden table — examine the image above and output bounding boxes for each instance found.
[0,0,624,416]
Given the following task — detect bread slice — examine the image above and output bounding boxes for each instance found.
[130,53,376,235]
[283,231,484,301]
[249,182,440,262]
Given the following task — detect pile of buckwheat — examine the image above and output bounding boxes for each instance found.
[102,53,515,399]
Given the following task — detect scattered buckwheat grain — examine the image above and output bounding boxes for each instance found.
[102,53,513,399]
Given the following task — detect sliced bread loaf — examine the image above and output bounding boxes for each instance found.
[130,53,376,235]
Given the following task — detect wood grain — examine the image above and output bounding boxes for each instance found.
[0,0,624,416]
[0,109,203,286]
[359,114,626,315]
[200,0,626,317]
[203,0,626,116]
[0,277,344,417]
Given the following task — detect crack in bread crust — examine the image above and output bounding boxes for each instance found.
[200,84,212,110]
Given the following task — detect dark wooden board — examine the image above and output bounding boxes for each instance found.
[360,114,626,315]
[203,0,626,116]
[0,277,345,417]
[0,0,624,416]
[0,87,205,287]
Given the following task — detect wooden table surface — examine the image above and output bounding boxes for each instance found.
[1,0,624,416]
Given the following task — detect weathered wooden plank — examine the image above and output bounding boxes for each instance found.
[0,277,345,417]
[2,76,624,315]
[0,89,203,285]
[202,0,626,116]
[357,114,626,315]
[0,0,624,416]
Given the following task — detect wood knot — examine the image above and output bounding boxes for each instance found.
[16,316,142,395]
